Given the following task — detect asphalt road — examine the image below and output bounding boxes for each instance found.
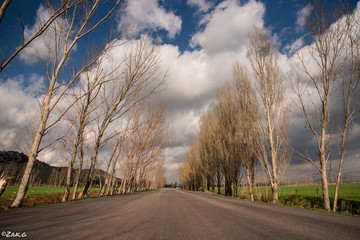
[0,189,359,240]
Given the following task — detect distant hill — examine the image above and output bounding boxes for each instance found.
[0,151,120,187]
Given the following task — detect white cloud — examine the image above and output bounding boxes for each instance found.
[164,146,188,164]
[283,5,360,184]
[171,110,200,144]
[118,0,182,39]
[159,45,215,101]
[0,74,72,166]
[163,146,189,183]
[4,0,360,185]
[187,0,213,13]
[190,0,265,54]
[1,1,261,184]
[4,0,266,183]
[284,37,304,56]
[0,76,40,151]
[154,42,249,147]
[19,5,72,64]
[296,4,313,29]
[149,0,267,182]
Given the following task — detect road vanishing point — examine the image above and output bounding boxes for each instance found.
[0,188,359,239]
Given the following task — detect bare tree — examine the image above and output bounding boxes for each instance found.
[98,137,122,196]
[332,3,360,212]
[182,68,260,198]
[61,63,105,202]
[71,132,87,200]
[198,112,217,191]
[120,102,169,193]
[135,103,169,191]
[232,62,260,201]
[0,0,81,72]
[11,0,126,208]
[292,1,349,211]
[78,36,166,198]
[0,0,11,24]
[99,114,132,197]
[247,27,290,203]
[178,140,203,191]
[180,28,289,201]
[184,110,225,194]
[214,84,243,197]
[152,161,167,189]
[0,172,9,197]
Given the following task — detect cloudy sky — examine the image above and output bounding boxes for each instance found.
[1,0,360,184]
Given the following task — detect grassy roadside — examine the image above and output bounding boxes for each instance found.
[2,184,359,214]
[211,183,360,215]
[0,186,101,210]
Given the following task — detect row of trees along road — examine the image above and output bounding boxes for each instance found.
[292,1,360,212]
[179,27,291,202]
[180,0,360,212]
[0,0,169,207]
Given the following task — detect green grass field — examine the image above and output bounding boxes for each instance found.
[0,186,101,210]
[1,186,100,198]
[251,183,360,201]
[1,186,99,198]
[216,183,360,201]
[1,184,359,213]
[214,183,360,214]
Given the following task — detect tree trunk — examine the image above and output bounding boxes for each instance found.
[78,178,91,199]
[267,106,279,204]
[232,181,238,197]
[63,151,80,201]
[72,158,82,200]
[117,181,122,194]
[224,176,232,196]
[333,108,349,211]
[320,98,331,211]
[246,168,254,202]
[107,176,115,195]
[321,161,331,211]
[107,161,118,195]
[0,176,8,197]
[105,145,121,196]
[216,168,221,195]
[271,181,278,203]
[333,147,345,212]
[11,109,49,207]
[206,175,211,191]
[63,113,87,201]
[98,160,112,197]
[78,167,94,199]
[128,176,134,193]
[62,166,73,202]
[73,138,85,200]
[78,145,99,198]
[99,177,109,197]
[72,171,80,200]
[121,176,127,194]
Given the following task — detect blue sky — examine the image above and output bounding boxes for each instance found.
[1,0,360,184]
[2,0,358,74]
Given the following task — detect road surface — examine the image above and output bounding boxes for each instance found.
[0,189,359,239]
